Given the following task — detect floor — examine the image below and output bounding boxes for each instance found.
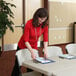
[0,51,16,76]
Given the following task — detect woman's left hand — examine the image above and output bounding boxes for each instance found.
[43,42,48,59]
[44,51,48,59]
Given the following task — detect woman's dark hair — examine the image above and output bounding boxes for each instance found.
[32,8,48,28]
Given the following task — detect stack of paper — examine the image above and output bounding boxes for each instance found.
[59,54,76,59]
[35,57,55,64]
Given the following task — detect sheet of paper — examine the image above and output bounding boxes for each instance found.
[35,57,55,64]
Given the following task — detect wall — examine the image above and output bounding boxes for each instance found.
[0,0,76,46]
[25,0,44,41]
[48,0,76,45]
[3,0,23,45]
[0,0,43,45]
[25,0,43,22]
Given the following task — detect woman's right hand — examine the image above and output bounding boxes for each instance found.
[25,42,36,59]
[31,52,36,60]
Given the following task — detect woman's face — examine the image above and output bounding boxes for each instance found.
[38,17,47,24]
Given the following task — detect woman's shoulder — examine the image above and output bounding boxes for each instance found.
[26,19,33,24]
[25,19,33,28]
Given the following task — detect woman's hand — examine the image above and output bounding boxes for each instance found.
[44,49,48,59]
[25,42,36,59]
[43,42,48,59]
[31,51,36,59]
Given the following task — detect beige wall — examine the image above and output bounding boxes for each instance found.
[25,0,44,22]
[48,1,76,45]
[1,0,76,46]
[0,0,43,45]
[25,0,43,41]
[49,28,73,45]
[4,0,23,45]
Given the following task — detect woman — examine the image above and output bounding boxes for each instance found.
[18,8,48,59]
[11,8,48,76]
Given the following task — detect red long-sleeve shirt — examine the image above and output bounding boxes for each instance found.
[18,19,48,49]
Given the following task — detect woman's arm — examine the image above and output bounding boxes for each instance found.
[25,42,36,59]
[43,42,48,58]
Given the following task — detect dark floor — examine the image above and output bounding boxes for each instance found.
[0,51,16,76]
[0,44,68,76]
